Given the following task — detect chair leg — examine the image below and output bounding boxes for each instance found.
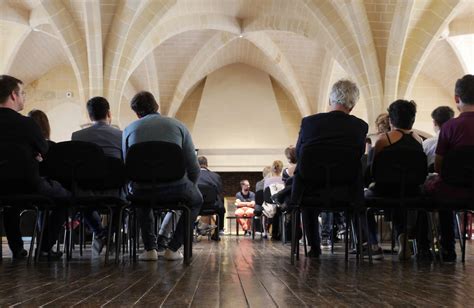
[35,209,48,263]
[115,207,123,264]
[290,209,297,265]
[331,213,335,254]
[302,214,307,258]
[132,207,137,262]
[182,206,192,265]
[455,213,464,253]
[252,217,255,240]
[363,209,373,263]
[463,211,468,262]
[79,212,83,257]
[28,208,39,265]
[345,210,349,262]
[104,207,114,265]
[356,211,364,262]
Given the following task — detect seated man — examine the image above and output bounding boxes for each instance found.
[123,91,202,261]
[235,180,255,235]
[422,106,454,169]
[0,75,69,260]
[71,96,122,256]
[294,79,368,258]
[197,156,224,236]
[431,74,474,262]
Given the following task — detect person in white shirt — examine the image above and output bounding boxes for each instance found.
[422,106,454,168]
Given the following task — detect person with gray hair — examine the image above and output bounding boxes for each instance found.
[294,79,368,258]
[329,79,360,110]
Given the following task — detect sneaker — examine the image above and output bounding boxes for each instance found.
[219,230,225,236]
[307,248,321,258]
[139,249,158,261]
[321,238,331,250]
[441,250,457,263]
[157,246,166,257]
[416,249,434,262]
[197,223,217,235]
[39,250,63,261]
[362,246,384,260]
[164,248,183,261]
[92,237,105,257]
[12,248,28,260]
[398,234,411,261]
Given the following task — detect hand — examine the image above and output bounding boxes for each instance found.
[35,153,43,162]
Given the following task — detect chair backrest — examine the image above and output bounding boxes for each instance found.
[299,144,362,188]
[0,143,40,194]
[41,141,107,191]
[372,149,427,190]
[441,146,474,189]
[198,184,217,210]
[95,156,127,190]
[264,186,272,203]
[255,189,264,205]
[125,141,185,184]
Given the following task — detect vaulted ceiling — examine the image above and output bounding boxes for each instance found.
[1,0,472,125]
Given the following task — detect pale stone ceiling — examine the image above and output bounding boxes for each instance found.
[1,0,473,125]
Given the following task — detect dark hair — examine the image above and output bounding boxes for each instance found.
[284,146,297,164]
[86,96,110,121]
[198,156,208,167]
[130,91,158,117]
[431,106,454,128]
[0,75,23,104]
[240,179,249,186]
[387,100,417,130]
[28,109,51,140]
[455,74,474,105]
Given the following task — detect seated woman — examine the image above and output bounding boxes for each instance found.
[366,100,430,261]
[235,179,255,235]
[263,160,285,239]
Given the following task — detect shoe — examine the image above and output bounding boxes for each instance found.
[307,248,321,258]
[441,250,457,262]
[398,234,411,261]
[321,238,331,250]
[164,248,183,261]
[197,222,217,235]
[12,248,28,260]
[361,245,384,260]
[219,230,225,236]
[157,246,166,257]
[39,250,63,261]
[92,237,105,257]
[139,249,158,261]
[416,249,434,262]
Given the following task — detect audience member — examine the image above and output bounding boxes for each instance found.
[367,99,429,261]
[123,91,202,261]
[423,106,454,168]
[0,75,69,260]
[197,155,225,236]
[294,79,368,258]
[429,74,474,262]
[282,146,296,182]
[375,113,391,134]
[255,166,271,219]
[28,109,51,141]
[263,160,285,239]
[71,96,123,256]
[235,179,255,234]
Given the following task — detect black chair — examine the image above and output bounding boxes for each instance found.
[42,141,127,263]
[198,184,220,241]
[365,149,431,262]
[252,190,264,239]
[437,146,474,262]
[124,141,193,264]
[290,145,364,264]
[0,143,55,263]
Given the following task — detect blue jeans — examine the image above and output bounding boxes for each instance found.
[135,180,202,251]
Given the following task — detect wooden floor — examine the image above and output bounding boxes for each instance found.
[1,236,474,307]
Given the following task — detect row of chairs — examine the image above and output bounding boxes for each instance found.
[0,141,221,265]
[290,145,474,264]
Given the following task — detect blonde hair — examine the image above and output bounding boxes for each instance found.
[262,166,271,178]
[271,160,284,176]
[375,113,390,133]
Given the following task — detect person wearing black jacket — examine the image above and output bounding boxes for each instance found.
[0,75,69,260]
